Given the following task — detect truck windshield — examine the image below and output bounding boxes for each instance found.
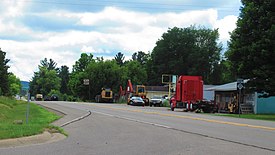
[138,87,145,93]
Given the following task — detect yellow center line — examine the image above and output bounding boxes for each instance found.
[89,104,275,131]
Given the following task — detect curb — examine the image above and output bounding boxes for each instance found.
[37,103,66,116]
[0,131,66,149]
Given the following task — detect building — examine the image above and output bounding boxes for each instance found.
[146,86,169,99]
[207,81,275,114]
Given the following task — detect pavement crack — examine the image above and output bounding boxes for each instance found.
[60,110,91,127]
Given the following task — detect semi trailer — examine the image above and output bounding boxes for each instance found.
[170,75,216,113]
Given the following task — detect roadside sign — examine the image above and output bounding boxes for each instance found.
[237,79,244,90]
[162,74,171,84]
[162,74,178,84]
[237,78,244,116]
[83,79,89,85]
[172,75,177,83]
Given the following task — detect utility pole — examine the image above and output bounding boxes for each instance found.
[237,79,244,117]
[26,91,30,124]
[84,79,90,101]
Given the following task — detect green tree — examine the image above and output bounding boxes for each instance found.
[86,60,126,100]
[30,58,61,97]
[58,65,70,94]
[68,71,86,99]
[114,52,125,66]
[72,53,94,72]
[29,72,40,96]
[150,26,222,85]
[69,53,94,100]
[0,48,10,96]
[39,58,57,70]
[132,51,150,66]
[8,73,21,96]
[226,0,275,96]
[124,60,147,85]
[36,67,61,96]
[69,52,132,101]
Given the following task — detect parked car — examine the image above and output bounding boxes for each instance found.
[149,96,163,107]
[44,96,51,101]
[44,94,59,101]
[51,94,59,101]
[128,96,145,106]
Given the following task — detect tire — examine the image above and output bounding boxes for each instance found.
[159,102,162,107]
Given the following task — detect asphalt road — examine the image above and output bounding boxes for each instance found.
[1,101,275,155]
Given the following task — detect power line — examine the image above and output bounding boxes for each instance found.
[5,0,240,13]
[74,0,239,9]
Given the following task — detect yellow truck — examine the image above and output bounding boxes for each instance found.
[95,88,114,103]
[36,94,43,101]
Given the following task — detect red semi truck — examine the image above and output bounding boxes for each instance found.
[170,75,216,112]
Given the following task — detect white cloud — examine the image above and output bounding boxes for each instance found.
[0,1,35,41]
[214,15,238,42]
[1,0,28,17]
[0,6,238,81]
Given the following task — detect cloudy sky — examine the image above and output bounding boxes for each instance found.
[0,0,241,81]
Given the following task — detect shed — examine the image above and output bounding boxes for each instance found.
[206,81,275,114]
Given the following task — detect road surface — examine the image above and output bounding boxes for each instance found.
[1,101,275,155]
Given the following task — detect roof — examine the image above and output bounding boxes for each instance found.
[204,85,216,90]
[206,80,249,91]
[146,86,168,91]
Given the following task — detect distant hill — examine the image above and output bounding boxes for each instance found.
[21,81,30,90]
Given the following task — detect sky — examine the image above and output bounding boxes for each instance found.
[0,0,242,81]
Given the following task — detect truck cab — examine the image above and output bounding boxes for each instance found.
[170,76,203,111]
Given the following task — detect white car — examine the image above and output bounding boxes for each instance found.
[128,96,145,106]
[149,96,163,107]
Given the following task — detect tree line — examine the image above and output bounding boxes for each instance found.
[0,48,21,96]
[1,0,274,99]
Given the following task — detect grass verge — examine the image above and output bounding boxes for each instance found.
[0,96,62,140]
[209,113,275,122]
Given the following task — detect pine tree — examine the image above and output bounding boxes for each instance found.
[0,48,10,96]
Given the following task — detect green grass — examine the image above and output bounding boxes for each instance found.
[115,98,127,104]
[162,100,170,107]
[0,96,62,140]
[210,113,275,121]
